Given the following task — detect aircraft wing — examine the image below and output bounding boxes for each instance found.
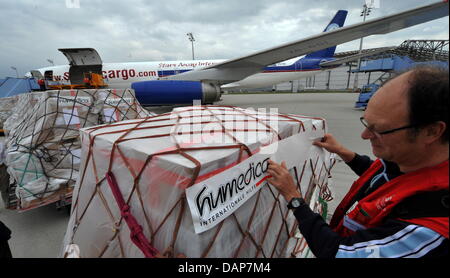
[319,46,397,67]
[163,1,448,83]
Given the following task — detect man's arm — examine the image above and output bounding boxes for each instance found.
[267,160,447,258]
[294,206,448,258]
[313,133,374,176]
[345,153,374,176]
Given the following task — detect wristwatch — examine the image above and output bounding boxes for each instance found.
[287,197,306,210]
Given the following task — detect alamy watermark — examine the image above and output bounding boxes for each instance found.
[365,0,380,8]
[169,100,280,154]
[66,0,80,8]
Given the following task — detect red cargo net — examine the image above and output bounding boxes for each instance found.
[106,171,159,257]
[4,89,148,211]
[68,105,334,258]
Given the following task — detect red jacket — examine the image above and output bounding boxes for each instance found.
[330,159,449,238]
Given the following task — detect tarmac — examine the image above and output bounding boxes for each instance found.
[0,92,374,258]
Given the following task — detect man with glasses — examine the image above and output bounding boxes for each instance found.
[267,65,448,258]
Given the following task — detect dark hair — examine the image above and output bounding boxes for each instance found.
[405,65,449,142]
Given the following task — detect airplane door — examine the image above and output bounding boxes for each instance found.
[30,70,44,80]
[44,70,53,81]
[58,48,103,84]
[58,48,103,66]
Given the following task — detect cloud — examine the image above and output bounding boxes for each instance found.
[0,0,447,77]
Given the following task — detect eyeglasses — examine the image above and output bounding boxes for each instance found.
[360,117,417,137]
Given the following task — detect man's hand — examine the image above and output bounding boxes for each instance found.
[313,133,355,162]
[267,160,302,202]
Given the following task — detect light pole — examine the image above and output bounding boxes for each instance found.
[187,32,195,60]
[47,59,54,66]
[10,66,19,78]
[353,3,372,92]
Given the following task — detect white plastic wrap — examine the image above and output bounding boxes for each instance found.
[4,88,150,210]
[63,106,335,258]
[3,92,43,135]
[0,95,19,130]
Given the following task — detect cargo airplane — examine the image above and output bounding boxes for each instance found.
[27,1,449,106]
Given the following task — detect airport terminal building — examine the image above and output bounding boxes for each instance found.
[274,65,384,92]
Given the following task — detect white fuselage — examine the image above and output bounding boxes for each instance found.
[30,58,323,90]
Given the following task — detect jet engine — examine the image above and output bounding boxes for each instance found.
[131,80,222,106]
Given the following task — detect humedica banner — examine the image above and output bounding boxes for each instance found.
[186,127,326,234]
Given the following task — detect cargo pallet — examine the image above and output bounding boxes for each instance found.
[6,183,72,212]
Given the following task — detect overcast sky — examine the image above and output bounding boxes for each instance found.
[0,0,448,78]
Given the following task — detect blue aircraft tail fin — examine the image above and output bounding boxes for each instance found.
[305,10,348,59]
